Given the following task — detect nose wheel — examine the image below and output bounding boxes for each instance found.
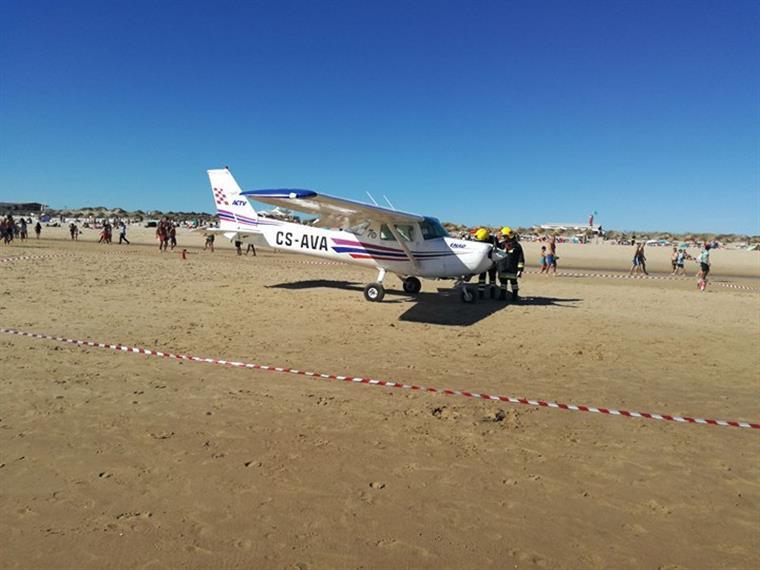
[454,277,477,303]
[460,285,477,303]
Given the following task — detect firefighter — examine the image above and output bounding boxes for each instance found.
[497,226,525,301]
[474,228,498,299]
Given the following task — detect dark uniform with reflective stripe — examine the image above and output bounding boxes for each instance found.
[477,234,499,299]
[497,238,525,301]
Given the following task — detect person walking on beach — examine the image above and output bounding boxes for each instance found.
[539,245,548,274]
[629,243,640,275]
[671,245,679,274]
[546,235,558,275]
[675,248,687,276]
[638,243,649,275]
[34,221,42,239]
[235,239,243,255]
[629,243,648,275]
[19,219,27,241]
[156,218,168,252]
[99,223,109,244]
[204,232,215,252]
[118,222,130,245]
[697,244,711,291]
[245,242,256,256]
[1,217,10,244]
[169,222,177,250]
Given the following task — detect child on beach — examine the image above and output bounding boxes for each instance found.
[539,246,548,273]
[675,248,687,276]
[697,244,711,291]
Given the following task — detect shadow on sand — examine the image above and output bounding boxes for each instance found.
[269,279,581,326]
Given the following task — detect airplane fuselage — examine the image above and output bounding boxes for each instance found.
[222,214,492,279]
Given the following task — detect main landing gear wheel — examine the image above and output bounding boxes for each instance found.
[460,285,477,303]
[402,276,422,294]
[364,282,385,302]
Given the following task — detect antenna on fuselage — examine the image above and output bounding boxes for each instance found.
[366,191,379,206]
[383,195,396,210]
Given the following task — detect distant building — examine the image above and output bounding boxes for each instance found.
[0,202,45,216]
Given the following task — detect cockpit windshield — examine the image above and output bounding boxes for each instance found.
[419,217,449,240]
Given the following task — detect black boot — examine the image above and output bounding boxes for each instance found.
[499,289,507,301]
[511,290,519,302]
[489,286,496,299]
[478,288,484,299]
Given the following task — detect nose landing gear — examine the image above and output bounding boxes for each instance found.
[454,277,477,303]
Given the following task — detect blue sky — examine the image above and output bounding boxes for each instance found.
[1,0,758,233]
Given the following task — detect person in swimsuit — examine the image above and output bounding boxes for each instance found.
[539,246,548,274]
[547,235,558,275]
[629,243,641,275]
[675,248,687,276]
[697,244,711,291]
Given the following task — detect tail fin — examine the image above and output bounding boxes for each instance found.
[207,168,259,229]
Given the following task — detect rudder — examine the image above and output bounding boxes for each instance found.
[207,167,258,229]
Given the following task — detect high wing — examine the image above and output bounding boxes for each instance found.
[241,189,425,228]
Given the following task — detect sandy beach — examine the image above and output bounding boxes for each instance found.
[1,231,759,569]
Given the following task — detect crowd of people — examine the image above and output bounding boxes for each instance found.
[1,215,41,244]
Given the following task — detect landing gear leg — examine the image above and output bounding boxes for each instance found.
[455,277,477,304]
[364,268,386,302]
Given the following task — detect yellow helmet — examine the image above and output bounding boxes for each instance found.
[474,228,489,241]
[501,226,513,237]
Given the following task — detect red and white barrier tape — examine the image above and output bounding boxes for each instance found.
[0,254,67,264]
[2,327,757,431]
[522,270,758,291]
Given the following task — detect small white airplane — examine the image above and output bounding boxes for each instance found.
[206,167,495,303]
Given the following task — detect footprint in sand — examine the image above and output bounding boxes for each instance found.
[150,431,175,440]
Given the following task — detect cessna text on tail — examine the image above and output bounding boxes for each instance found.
[206,167,494,302]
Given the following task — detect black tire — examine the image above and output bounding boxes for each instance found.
[460,285,477,303]
[364,282,385,302]
[402,276,422,294]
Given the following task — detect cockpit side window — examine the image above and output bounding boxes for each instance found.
[379,224,395,240]
[394,224,414,241]
[419,217,449,240]
[379,223,415,241]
